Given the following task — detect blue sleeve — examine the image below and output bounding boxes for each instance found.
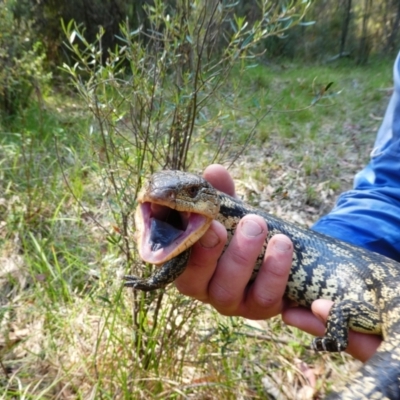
[312,52,400,262]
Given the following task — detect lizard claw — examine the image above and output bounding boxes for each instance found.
[312,336,344,352]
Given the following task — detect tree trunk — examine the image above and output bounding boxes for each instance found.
[339,0,352,55]
[357,0,372,65]
[385,0,400,53]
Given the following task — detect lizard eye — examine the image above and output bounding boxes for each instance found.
[187,185,199,198]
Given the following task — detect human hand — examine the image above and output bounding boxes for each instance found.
[175,164,294,320]
[174,164,382,362]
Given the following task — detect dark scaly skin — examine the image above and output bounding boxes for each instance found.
[124,249,191,291]
[125,170,400,399]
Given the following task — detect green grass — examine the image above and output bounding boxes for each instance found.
[0,57,393,398]
[226,58,392,221]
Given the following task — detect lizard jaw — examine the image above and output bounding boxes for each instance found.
[135,202,211,265]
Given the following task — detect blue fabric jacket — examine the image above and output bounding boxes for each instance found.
[313,53,400,262]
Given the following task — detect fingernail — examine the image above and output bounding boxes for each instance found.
[273,238,291,252]
[200,230,220,248]
[241,220,263,237]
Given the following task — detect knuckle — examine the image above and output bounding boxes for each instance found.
[176,286,209,304]
[263,260,290,279]
[174,281,197,297]
[229,247,254,268]
[252,291,280,309]
[210,281,240,312]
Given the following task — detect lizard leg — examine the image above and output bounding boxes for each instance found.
[312,299,380,352]
[124,248,191,291]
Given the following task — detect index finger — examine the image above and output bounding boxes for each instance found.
[174,220,227,302]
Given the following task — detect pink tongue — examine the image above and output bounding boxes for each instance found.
[149,218,183,251]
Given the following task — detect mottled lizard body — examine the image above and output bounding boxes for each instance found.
[125,170,400,399]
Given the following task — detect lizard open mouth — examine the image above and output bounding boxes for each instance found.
[136,202,208,265]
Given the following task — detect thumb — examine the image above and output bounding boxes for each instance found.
[311,299,334,323]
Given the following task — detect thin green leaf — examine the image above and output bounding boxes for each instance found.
[69,30,76,44]
[299,20,316,26]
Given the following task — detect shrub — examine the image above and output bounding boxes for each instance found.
[0,0,51,120]
[60,0,312,371]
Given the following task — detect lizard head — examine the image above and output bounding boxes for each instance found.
[135,170,220,265]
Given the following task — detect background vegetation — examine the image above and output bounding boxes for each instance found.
[8,0,400,67]
[0,0,396,398]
